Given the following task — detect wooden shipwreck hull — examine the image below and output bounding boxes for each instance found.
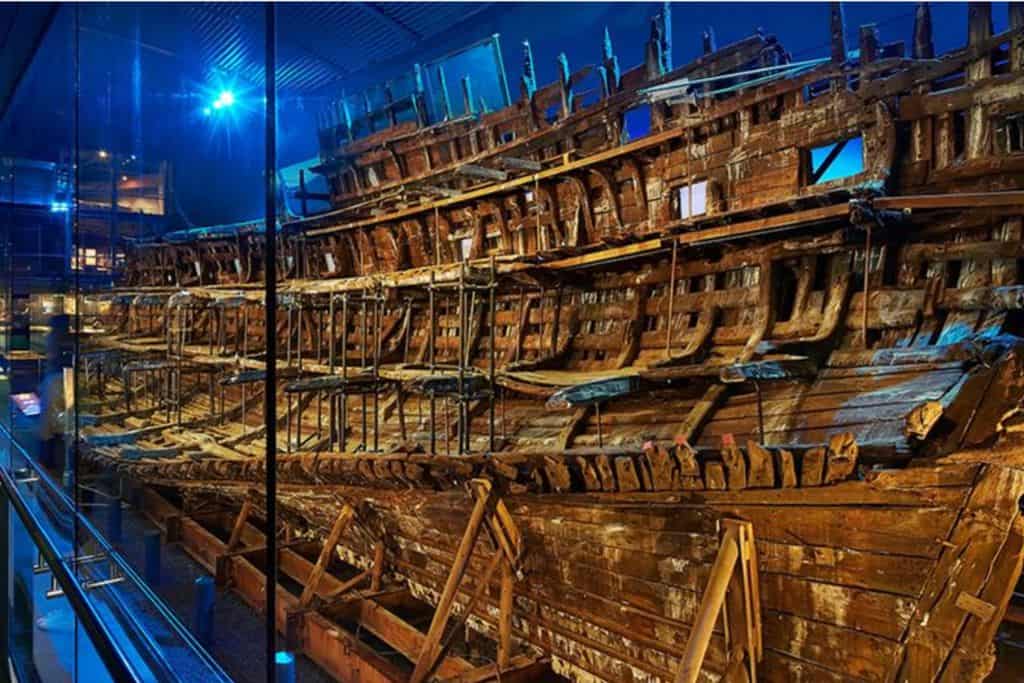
[78,3,1024,681]
[98,447,1024,683]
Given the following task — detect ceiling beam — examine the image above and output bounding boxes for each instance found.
[357,3,422,42]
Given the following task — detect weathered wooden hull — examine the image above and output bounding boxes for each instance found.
[76,4,1024,681]
[88,445,1024,683]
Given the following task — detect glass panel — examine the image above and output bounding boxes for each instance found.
[72,2,270,678]
[0,4,81,677]
[0,4,270,681]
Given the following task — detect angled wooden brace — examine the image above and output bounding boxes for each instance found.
[474,479,524,670]
[226,500,254,553]
[675,519,761,683]
[410,479,522,683]
[370,540,386,592]
[299,503,356,608]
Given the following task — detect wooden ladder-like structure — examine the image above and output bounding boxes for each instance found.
[410,478,524,683]
[675,519,762,683]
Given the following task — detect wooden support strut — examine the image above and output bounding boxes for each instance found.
[226,499,253,552]
[674,519,761,683]
[299,503,355,608]
[371,540,386,592]
[410,479,522,683]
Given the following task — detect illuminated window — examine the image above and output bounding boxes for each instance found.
[808,136,864,184]
[678,180,708,219]
[71,246,108,271]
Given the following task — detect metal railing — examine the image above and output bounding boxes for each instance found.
[0,423,232,683]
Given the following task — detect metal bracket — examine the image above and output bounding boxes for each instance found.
[39,551,126,599]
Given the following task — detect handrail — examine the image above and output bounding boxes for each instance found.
[0,464,141,683]
[0,423,231,682]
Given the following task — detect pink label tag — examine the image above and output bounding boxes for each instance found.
[722,433,735,447]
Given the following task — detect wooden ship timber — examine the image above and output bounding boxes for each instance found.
[74,3,1024,681]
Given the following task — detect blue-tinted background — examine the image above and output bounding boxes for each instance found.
[0,2,1011,227]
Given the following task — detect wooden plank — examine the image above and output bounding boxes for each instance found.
[440,656,551,682]
[800,447,825,486]
[343,598,475,678]
[746,441,775,488]
[873,191,1024,210]
[895,465,1024,679]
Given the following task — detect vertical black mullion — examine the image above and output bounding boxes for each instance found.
[72,5,81,681]
[263,4,278,682]
[0,485,9,683]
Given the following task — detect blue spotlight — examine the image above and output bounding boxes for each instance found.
[201,89,236,117]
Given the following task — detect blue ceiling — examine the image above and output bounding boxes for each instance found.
[0,1,1011,228]
[184,3,494,95]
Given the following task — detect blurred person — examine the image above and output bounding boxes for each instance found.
[37,314,71,472]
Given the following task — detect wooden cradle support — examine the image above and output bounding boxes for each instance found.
[675,519,762,683]
[411,478,524,683]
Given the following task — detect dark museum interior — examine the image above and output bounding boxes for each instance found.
[1,2,1024,682]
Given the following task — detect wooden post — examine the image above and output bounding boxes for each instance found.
[370,541,385,592]
[1011,3,1024,73]
[226,500,253,552]
[966,2,993,159]
[665,239,678,356]
[498,556,514,669]
[858,24,879,65]
[702,26,716,55]
[557,53,573,119]
[520,40,537,101]
[829,1,847,64]
[601,27,620,97]
[410,485,493,683]
[299,504,354,608]
[419,550,504,683]
[644,15,662,80]
[912,2,934,59]
[437,65,452,121]
[63,365,75,427]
